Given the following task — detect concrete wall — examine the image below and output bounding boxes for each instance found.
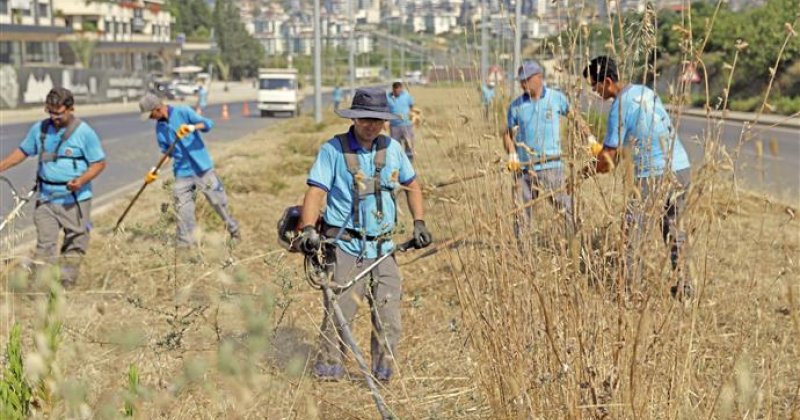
[0,64,146,109]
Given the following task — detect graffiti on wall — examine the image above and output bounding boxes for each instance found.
[0,65,147,109]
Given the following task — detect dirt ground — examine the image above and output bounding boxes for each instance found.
[1,86,798,419]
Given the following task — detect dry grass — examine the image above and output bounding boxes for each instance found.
[0,84,797,419]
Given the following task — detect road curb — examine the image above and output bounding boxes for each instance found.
[669,106,800,129]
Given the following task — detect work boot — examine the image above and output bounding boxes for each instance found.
[372,366,393,383]
[670,281,694,302]
[313,363,344,381]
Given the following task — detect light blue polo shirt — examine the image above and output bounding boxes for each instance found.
[307,127,416,258]
[332,87,343,102]
[481,85,495,105]
[197,86,208,108]
[156,105,216,178]
[603,84,691,178]
[506,87,570,171]
[387,91,414,127]
[19,119,106,204]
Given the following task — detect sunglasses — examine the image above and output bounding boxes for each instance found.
[46,107,69,117]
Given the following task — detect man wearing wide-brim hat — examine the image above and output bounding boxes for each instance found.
[296,87,433,382]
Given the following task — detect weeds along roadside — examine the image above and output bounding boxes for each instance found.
[406,3,799,419]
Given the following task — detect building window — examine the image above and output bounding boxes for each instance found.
[0,0,8,15]
[24,41,59,64]
[37,2,47,18]
[0,41,20,65]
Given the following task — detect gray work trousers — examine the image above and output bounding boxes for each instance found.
[317,246,403,377]
[33,199,92,285]
[390,125,416,162]
[625,169,691,284]
[173,169,239,247]
[513,167,574,239]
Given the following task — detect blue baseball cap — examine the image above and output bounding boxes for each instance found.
[517,61,543,81]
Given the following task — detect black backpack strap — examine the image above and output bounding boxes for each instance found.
[37,117,85,187]
[38,117,83,162]
[373,135,390,221]
[334,133,395,242]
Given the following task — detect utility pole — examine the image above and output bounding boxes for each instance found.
[348,0,356,99]
[313,0,322,123]
[400,0,405,78]
[480,0,489,81]
[513,0,522,94]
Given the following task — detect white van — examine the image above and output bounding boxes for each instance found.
[257,68,303,117]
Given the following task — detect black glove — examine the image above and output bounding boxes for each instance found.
[298,225,321,255]
[412,220,433,249]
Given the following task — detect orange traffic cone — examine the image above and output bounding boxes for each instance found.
[242,101,251,117]
[221,104,230,120]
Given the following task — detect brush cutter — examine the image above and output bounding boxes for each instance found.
[303,238,416,420]
[0,176,36,234]
[113,127,189,232]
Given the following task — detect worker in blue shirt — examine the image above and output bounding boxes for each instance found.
[332,85,343,111]
[481,80,496,120]
[195,83,208,115]
[0,87,106,287]
[139,93,240,247]
[296,88,432,382]
[504,61,577,241]
[581,56,693,300]
[386,81,417,161]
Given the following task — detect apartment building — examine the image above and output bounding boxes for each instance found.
[0,0,69,66]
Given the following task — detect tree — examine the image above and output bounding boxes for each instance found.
[69,36,96,68]
[166,0,213,41]
[213,0,265,80]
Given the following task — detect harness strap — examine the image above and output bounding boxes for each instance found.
[334,132,392,256]
[37,117,86,182]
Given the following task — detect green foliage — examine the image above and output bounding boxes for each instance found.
[729,96,762,112]
[0,324,32,419]
[572,0,800,113]
[123,364,139,417]
[773,95,800,114]
[166,0,213,41]
[214,0,265,80]
[69,36,97,68]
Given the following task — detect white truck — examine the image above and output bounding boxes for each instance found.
[257,68,303,117]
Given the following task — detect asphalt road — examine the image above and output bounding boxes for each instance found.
[0,96,330,240]
[677,115,799,203]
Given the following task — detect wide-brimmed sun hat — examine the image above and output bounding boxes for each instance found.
[335,88,400,120]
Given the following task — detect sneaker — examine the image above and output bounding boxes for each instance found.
[372,366,392,383]
[670,282,694,301]
[313,363,344,381]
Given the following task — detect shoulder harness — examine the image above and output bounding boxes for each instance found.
[333,132,394,234]
[37,117,85,187]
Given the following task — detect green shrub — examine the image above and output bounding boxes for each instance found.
[773,96,800,115]
[0,324,32,419]
[729,96,762,112]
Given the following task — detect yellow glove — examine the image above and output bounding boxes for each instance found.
[177,124,196,138]
[506,152,522,172]
[587,135,603,157]
[144,167,158,184]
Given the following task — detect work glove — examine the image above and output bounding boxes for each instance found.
[297,225,321,255]
[587,135,603,157]
[144,167,158,184]
[412,220,433,249]
[178,124,196,138]
[506,152,522,173]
